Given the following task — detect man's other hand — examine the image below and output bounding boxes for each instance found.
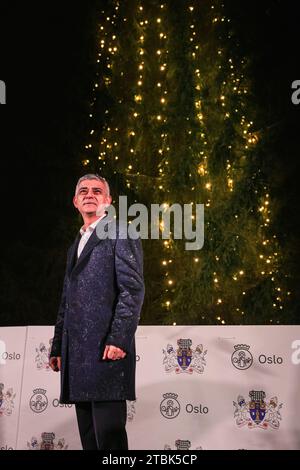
[102,345,126,361]
[49,356,61,372]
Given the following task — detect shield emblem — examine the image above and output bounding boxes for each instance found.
[41,432,55,450]
[249,399,266,425]
[177,346,192,370]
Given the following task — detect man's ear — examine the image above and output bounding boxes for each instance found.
[104,195,112,210]
[73,196,78,209]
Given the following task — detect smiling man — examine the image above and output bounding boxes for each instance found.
[49,174,145,450]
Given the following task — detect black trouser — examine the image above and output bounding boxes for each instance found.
[75,401,128,450]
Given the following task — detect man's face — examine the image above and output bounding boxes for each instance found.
[73,179,112,218]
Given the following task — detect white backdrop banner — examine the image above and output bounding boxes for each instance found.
[1,325,300,450]
[0,327,27,450]
[16,326,81,450]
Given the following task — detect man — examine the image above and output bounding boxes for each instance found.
[49,174,145,450]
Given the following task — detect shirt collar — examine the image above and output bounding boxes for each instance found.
[79,213,106,236]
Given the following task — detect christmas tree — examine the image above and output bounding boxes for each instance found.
[81,0,290,325]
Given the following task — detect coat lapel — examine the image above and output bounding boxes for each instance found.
[74,228,102,270]
[67,232,81,277]
[70,215,114,276]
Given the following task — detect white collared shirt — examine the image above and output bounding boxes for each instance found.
[77,213,106,258]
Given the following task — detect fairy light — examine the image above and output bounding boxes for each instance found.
[160,5,173,311]
[87,11,123,174]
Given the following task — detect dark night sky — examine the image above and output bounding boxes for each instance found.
[0,1,299,325]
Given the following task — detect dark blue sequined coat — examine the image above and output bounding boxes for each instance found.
[50,219,145,403]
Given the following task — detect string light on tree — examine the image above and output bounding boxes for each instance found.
[80,0,290,325]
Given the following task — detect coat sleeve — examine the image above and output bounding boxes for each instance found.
[50,252,70,357]
[106,236,145,353]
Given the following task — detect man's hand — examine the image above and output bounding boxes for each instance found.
[49,356,61,372]
[102,345,126,361]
